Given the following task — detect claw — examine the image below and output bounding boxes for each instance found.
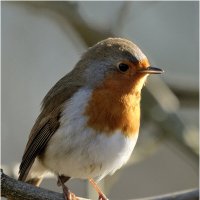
[63,190,78,200]
[98,193,109,200]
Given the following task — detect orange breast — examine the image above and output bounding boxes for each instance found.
[84,73,141,138]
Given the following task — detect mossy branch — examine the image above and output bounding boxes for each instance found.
[1,169,199,200]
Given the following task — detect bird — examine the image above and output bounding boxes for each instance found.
[18,37,163,200]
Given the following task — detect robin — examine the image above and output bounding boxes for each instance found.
[18,38,163,200]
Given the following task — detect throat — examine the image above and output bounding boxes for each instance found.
[84,87,141,137]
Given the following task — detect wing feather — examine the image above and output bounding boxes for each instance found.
[18,67,84,182]
[18,109,61,181]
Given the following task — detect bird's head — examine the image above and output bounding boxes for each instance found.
[75,37,163,94]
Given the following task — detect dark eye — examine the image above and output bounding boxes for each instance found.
[118,63,129,72]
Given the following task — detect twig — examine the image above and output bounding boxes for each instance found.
[1,169,199,200]
[1,169,90,200]
[134,188,199,200]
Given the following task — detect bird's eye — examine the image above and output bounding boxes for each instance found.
[118,63,129,72]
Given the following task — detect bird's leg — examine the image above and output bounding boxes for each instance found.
[57,175,71,186]
[57,175,78,200]
[88,178,109,200]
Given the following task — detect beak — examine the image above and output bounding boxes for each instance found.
[138,66,164,74]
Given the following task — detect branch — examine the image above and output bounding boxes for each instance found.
[1,169,90,200]
[1,169,199,200]
[135,188,199,200]
[25,1,113,47]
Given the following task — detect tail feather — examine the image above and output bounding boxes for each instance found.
[26,177,43,186]
[18,163,33,182]
[18,158,46,186]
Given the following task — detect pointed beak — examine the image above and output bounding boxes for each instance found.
[138,66,164,74]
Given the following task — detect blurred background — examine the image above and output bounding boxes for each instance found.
[1,1,199,200]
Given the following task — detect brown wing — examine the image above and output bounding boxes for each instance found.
[18,67,85,182]
[18,108,61,181]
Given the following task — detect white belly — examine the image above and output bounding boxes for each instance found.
[43,89,138,180]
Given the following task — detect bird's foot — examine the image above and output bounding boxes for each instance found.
[58,175,78,200]
[98,193,109,200]
[88,178,109,200]
[63,188,78,200]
